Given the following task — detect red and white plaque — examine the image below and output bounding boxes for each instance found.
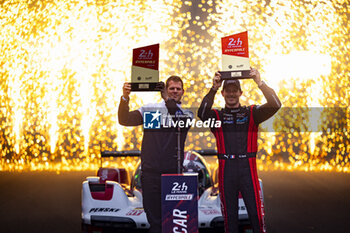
[131,43,160,91]
[220,31,251,79]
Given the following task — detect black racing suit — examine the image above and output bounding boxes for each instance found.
[118,97,192,233]
[198,82,281,233]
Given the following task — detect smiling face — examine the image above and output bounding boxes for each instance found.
[166,80,184,103]
[221,84,242,108]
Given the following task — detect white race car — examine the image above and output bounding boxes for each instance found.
[81,150,264,233]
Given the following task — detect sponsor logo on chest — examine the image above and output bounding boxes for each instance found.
[222,112,248,125]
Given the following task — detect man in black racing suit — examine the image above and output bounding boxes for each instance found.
[198,68,281,233]
[118,76,193,233]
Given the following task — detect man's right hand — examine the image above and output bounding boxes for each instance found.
[212,72,222,91]
[123,82,131,99]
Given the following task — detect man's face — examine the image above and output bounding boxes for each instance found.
[166,81,184,103]
[221,85,242,108]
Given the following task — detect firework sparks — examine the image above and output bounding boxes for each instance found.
[0,0,349,172]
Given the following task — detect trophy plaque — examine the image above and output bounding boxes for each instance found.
[131,43,161,91]
[219,31,252,80]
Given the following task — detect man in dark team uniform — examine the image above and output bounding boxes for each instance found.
[118,76,193,233]
[198,68,281,233]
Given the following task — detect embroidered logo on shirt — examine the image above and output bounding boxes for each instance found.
[223,115,234,124]
[236,116,248,124]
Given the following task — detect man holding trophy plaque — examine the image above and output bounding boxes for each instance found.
[119,43,194,232]
[197,32,281,233]
[119,77,193,233]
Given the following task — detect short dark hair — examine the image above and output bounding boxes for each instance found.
[165,75,183,89]
[222,79,241,92]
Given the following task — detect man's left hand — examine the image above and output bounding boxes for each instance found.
[156,82,168,101]
[250,68,263,86]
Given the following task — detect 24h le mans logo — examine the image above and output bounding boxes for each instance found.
[143,111,161,129]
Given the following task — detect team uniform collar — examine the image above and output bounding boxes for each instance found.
[224,104,241,113]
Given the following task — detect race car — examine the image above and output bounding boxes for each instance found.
[81,150,265,233]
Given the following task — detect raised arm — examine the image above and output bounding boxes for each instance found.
[197,72,222,121]
[250,68,282,124]
[118,82,143,126]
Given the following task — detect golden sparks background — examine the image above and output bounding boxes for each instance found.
[0,0,349,172]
